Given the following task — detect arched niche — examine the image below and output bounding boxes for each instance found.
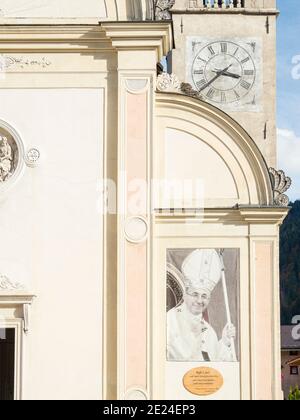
[155,93,273,208]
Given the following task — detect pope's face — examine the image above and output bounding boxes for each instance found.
[185,288,211,316]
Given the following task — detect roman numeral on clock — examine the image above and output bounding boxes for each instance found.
[193,69,204,75]
[241,57,250,64]
[244,70,254,76]
[208,46,216,56]
[196,79,206,89]
[206,88,216,99]
[234,90,240,100]
[221,92,227,103]
[220,43,227,54]
[197,57,207,63]
[240,80,251,90]
[233,47,239,56]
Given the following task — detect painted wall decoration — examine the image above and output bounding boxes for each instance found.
[166,248,240,363]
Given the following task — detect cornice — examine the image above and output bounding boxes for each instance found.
[0,293,35,304]
[171,8,279,16]
[0,292,35,333]
[0,21,173,55]
[0,24,112,52]
[154,207,289,225]
[100,21,173,58]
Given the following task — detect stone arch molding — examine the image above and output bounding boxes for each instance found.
[155,93,274,208]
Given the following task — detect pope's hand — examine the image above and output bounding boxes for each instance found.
[222,324,236,347]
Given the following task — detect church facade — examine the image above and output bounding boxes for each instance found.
[0,0,291,400]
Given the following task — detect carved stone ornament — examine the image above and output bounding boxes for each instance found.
[156,72,204,100]
[154,0,175,20]
[156,72,181,92]
[269,167,292,207]
[0,55,51,71]
[0,274,25,291]
[25,148,41,167]
[0,120,27,193]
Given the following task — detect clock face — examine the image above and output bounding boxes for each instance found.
[192,41,256,105]
[187,38,262,111]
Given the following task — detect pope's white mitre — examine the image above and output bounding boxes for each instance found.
[182,249,222,294]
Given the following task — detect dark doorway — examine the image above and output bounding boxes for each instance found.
[0,329,15,400]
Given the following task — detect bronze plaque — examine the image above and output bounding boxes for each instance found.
[183,367,224,397]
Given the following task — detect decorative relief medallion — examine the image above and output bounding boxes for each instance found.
[0,120,41,192]
[269,168,292,207]
[124,216,149,243]
[0,132,18,183]
[25,148,41,167]
[183,367,224,397]
[0,120,26,193]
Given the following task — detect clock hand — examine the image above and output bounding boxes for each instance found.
[198,64,233,92]
[213,69,241,79]
[223,71,241,79]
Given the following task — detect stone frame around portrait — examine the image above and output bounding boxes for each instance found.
[0,119,25,196]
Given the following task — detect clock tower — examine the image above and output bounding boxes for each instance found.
[170,0,278,167]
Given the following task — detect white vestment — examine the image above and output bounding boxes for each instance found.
[167,303,234,362]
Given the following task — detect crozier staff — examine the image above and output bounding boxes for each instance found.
[167,249,236,362]
[0,136,12,182]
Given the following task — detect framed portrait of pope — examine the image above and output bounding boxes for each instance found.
[166,248,240,363]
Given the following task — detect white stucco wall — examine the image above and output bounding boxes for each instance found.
[0,88,104,400]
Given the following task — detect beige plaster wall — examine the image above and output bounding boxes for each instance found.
[253,241,274,400]
[125,90,148,392]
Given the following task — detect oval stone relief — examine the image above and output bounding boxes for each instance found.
[0,129,19,183]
